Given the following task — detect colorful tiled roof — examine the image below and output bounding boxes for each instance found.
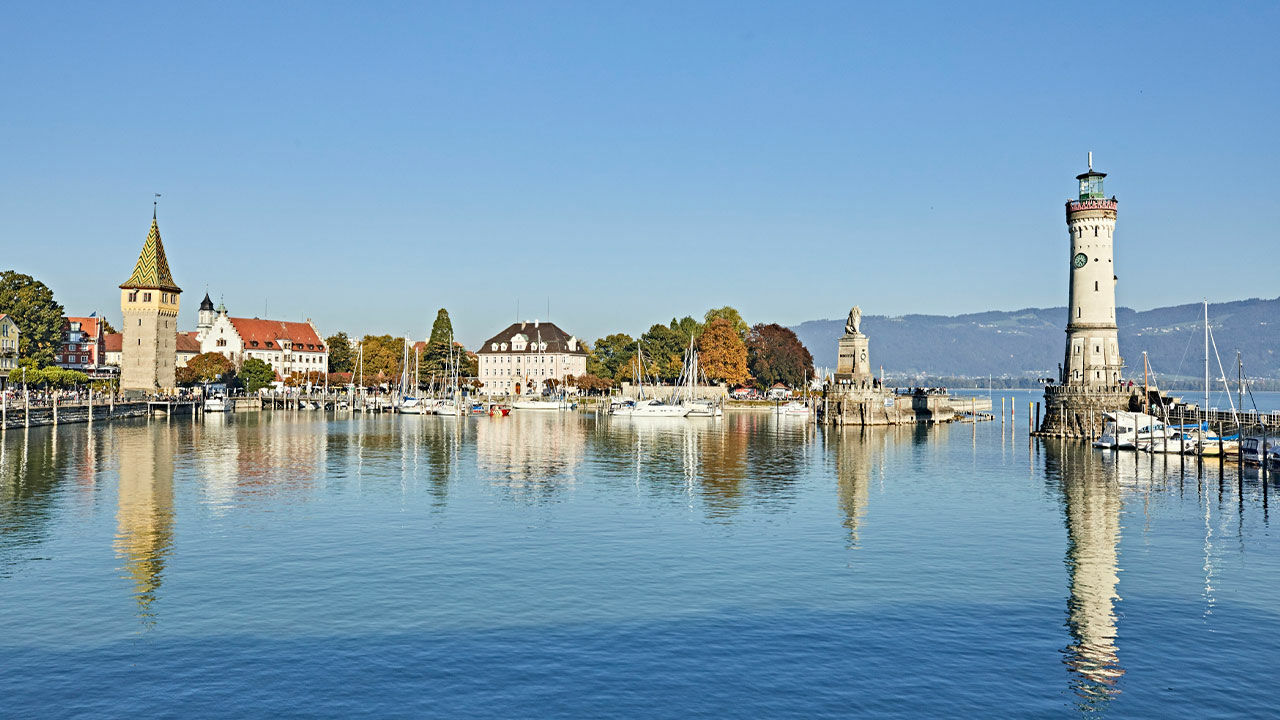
[121,218,181,292]
[229,317,325,352]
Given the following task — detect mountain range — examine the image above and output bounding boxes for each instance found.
[791,297,1280,383]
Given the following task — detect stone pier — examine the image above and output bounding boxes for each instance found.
[1033,385,1138,439]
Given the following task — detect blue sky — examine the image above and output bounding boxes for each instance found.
[2,2,1276,347]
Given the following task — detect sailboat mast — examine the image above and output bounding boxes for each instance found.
[1142,352,1150,414]
[1238,351,1244,413]
[1204,300,1210,411]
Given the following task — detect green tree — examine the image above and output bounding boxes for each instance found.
[588,333,635,380]
[326,332,354,373]
[422,308,456,381]
[0,270,64,367]
[239,358,277,393]
[669,316,703,346]
[99,317,118,334]
[187,352,234,383]
[358,334,403,386]
[697,318,750,386]
[639,324,686,381]
[746,323,814,390]
[704,306,749,340]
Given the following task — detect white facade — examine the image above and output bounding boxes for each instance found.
[477,320,588,395]
[0,314,18,377]
[197,304,329,381]
[1062,166,1123,387]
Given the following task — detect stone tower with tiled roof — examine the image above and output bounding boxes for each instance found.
[119,214,182,393]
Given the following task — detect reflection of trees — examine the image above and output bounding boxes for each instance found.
[419,418,462,505]
[597,413,809,520]
[1045,442,1124,707]
[114,422,176,627]
[1,429,67,575]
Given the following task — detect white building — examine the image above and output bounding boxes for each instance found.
[196,297,328,381]
[0,313,19,384]
[477,320,588,395]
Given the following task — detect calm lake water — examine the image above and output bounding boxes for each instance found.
[2,409,1278,718]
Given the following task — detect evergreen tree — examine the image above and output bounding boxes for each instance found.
[422,308,456,381]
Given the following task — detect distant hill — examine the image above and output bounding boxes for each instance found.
[791,297,1280,382]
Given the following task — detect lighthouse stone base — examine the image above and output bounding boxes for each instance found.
[1034,385,1140,439]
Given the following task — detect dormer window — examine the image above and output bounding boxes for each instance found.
[251,341,259,347]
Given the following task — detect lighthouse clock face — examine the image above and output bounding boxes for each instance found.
[1073,252,1088,268]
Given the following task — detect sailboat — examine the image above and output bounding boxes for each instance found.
[398,337,428,414]
[433,333,462,416]
[675,337,722,417]
[613,343,689,417]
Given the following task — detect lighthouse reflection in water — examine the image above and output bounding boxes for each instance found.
[1,405,1277,718]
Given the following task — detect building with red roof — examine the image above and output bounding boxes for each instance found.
[196,301,328,381]
[56,316,109,376]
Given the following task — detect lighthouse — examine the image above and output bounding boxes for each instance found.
[1036,156,1134,438]
[1062,154,1123,387]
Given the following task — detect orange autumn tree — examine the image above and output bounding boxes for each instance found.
[697,318,749,386]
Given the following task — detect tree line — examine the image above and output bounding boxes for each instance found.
[576,306,815,391]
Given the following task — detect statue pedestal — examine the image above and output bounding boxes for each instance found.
[836,333,871,380]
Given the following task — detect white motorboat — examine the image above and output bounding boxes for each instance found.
[204,396,228,413]
[513,399,560,411]
[398,396,428,414]
[624,399,690,417]
[685,399,723,417]
[777,400,810,416]
[434,400,460,415]
[1092,411,1176,450]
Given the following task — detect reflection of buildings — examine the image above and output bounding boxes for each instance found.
[1048,443,1124,704]
[476,413,585,495]
[114,423,175,625]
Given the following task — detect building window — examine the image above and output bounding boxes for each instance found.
[143,292,152,302]
[1075,307,1081,318]
[1094,281,1099,291]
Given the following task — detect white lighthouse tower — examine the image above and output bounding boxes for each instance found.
[1037,156,1133,438]
[1062,154,1123,387]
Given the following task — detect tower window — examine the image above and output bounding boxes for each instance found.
[1094,227,1098,237]
[1076,307,1081,318]
[1095,281,1099,291]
